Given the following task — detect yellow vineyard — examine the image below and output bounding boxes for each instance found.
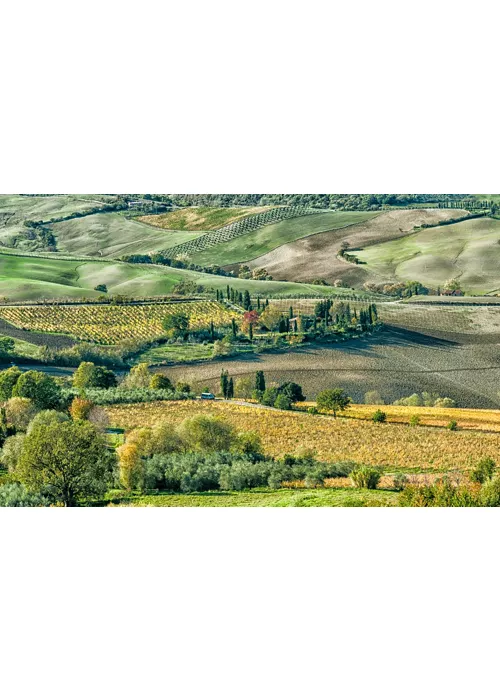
[107,400,500,472]
[0,301,239,345]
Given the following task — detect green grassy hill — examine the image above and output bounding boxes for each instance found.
[190,211,377,267]
[0,251,375,301]
[52,212,205,258]
[356,216,500,293]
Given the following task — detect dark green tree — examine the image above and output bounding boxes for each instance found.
[255,371,266,393]
[12,370,61,410]
[316,388,351,418]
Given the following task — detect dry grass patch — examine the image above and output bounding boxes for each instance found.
[139,207,270,231]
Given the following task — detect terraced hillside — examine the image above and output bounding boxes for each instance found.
[355,216,500,294]
[247,208,469,286]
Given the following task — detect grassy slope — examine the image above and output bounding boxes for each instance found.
[52,212,204,258]
[356,217,500,293]
[190,211,377,266]
[138,206,270,231]
[0,194,114,247]
[0,252,370,301]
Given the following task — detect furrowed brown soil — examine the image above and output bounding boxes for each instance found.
[249,209,469,285]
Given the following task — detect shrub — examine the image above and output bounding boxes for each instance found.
[392,473,408,491]
[4,397,37,431]
[177,415,236,452]
[409,415,421,427]
[235,431,263,457]
[0,366,22,400]
[73,362,117,389]
[117,442,144,491]
[447,420,458,431]
[350,466,381,489]
[69,397,94,421]
[274,394,292,410]
[307,406,318,415]
[470,457,496,484]
[1,434,26,472]
[0,483,48,507]
[399,479,478,507]
[27,410,70,435]
[372,409,387,423]
[12,370,61,410]
[479,477,500,507]
[176,381,191,393]
[435,397,456,408]
[149,374,173,391]
[262,387,279,407]
[364,390,384,405]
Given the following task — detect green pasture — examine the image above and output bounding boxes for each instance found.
[0,251,377,301]
[356,216,500,294]
[190,211,378,266]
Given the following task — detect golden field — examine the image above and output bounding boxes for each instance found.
[107,400,500,472]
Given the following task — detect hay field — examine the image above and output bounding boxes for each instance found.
[107,400,500,471]
[248,209,469,285]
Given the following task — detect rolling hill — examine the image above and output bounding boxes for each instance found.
[189,211,377,267]
[355,216,500,294]
[246,209,470,286]
[51,213,205,258]
[0,251,374,301]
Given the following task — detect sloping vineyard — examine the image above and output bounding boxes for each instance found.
[0,301,239,345]
[161,206,319,258]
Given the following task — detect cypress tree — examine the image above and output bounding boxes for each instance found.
[220,370,229,399]
[210,320,215,340]
[243,290,251,310]
[255,370,266,392]
[231,318,237,338]
[227,377,234,400]
[226,284,230,300]
[249,323,253,341]
[289,306,293,318]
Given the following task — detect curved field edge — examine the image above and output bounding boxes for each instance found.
[190,211,378,267]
